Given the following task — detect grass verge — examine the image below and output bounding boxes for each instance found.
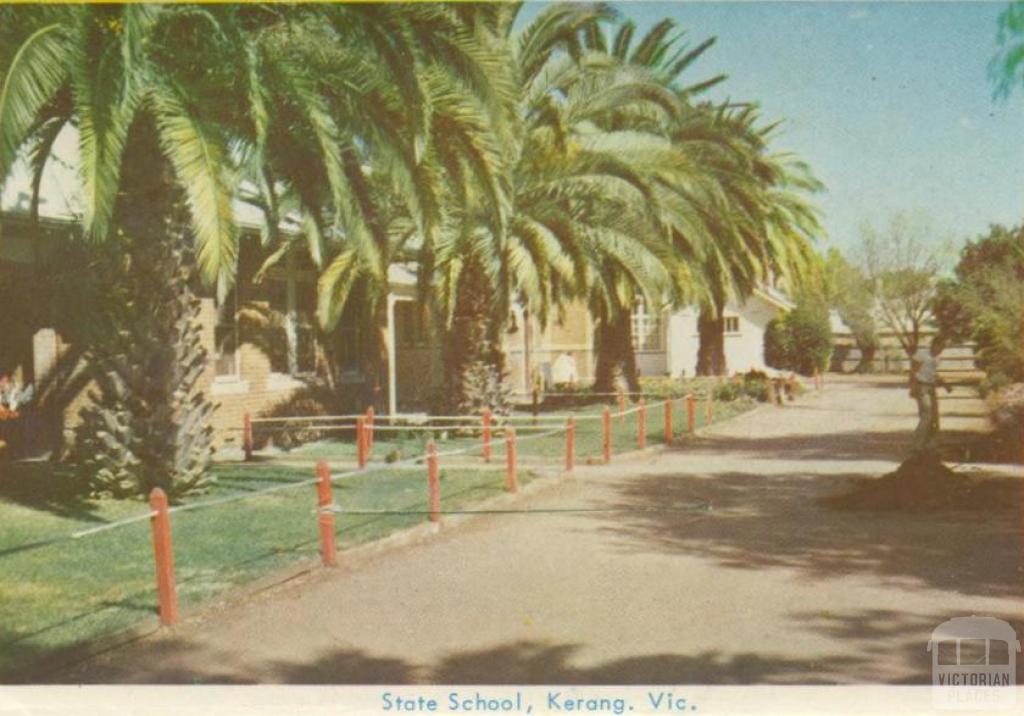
[0,394,756,678]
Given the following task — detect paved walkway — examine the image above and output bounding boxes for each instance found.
[58,376,1022,684]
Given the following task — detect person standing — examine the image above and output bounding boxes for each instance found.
[909,339,950,454]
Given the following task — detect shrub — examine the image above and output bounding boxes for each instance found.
[713,381,742,402]
[764,304,833,376]
[990,383,1024,432]
[989,383,1024,463]
[254,383,340,450]
[733,370,772,402]
[763,319,793,373]
[637,377,687,399]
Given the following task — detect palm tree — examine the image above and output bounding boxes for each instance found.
[584,16,824,378]
[433,1,706,402]
[246,3,515,411]
[686,108,823,376]
[0,3,509,493]
[1,4,244,494]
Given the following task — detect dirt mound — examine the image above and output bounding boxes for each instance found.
[824,453,1020,512]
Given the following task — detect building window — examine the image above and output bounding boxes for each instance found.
[214,290,239,378]
[266,274,317,376]
[631,299,664,351]
[724,316,740,334]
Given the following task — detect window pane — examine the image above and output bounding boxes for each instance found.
[936,640,958,665]
[214,325,237,377]
[989,640,1010,666]
[960,639,986,665]
[631,303,662,351]
[264,277,318,375]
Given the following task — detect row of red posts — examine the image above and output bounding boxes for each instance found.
[183,394,716,628]
[242,405,378,464]
[356,406,375,468]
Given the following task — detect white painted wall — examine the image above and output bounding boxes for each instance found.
[659,295,784,378]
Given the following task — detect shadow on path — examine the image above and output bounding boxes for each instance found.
[592,471,1023,599]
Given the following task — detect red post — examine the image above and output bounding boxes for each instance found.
[686,393,696,433]
[148,488,179,627]
[243,412,253,461]
[637,398,647,450]
[315,460,337,567]
[565,417,575,473]
[505,427,519,493]
[482,409,492,463]
[366,406,375,454]
[427,440,441,523]
[602,407,612,463]
[356,417,367,468]
[705,392,714,424]
[664,399,673,445]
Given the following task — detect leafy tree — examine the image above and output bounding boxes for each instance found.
[854,213,947,359]
[932,224,1024,389]
[821,247,878,372]
[991,1,1024,98]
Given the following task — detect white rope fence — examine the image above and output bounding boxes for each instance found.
[3,388,744,626]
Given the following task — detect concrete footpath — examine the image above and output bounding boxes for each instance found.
[56,376,1023,684]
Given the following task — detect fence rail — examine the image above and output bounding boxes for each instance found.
[3,385,787,630]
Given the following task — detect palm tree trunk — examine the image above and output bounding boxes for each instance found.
[593,308,641,394]
[444,256,508,412]
[696,304,727,376]
[71,115,214,497]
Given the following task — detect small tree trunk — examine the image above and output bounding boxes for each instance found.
[855,342,877,373]
[696,305,727,376]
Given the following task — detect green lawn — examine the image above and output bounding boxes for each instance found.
[0,393,757,679]
[0,461,536,678]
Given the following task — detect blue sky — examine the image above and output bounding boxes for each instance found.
[520,1,1024,252]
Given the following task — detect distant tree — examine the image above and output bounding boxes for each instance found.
[932,224,1024,390]
[854,214,947,358]
[822,248,878,372]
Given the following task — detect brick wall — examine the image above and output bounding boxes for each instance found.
[197,298,306,447]
[39,298,306,450]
